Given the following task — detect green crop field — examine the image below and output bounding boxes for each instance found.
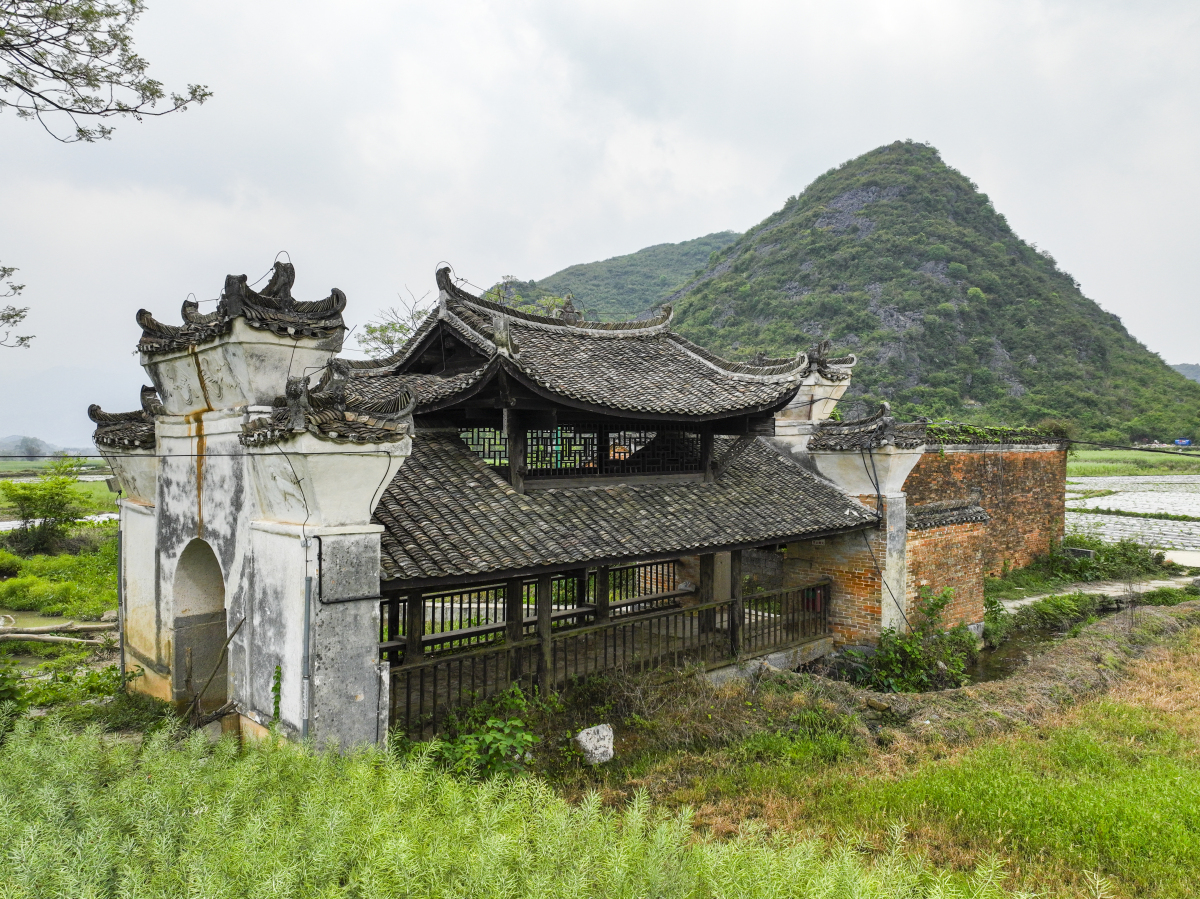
[1067,448,1200,478]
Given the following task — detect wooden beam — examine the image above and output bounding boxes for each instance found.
[386,595,401,667]
[699,553,715,634]
[535,574,553,693]
[574,568,589,607]
[379,521,875,593]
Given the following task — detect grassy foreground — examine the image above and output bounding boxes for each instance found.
[0,718,1017,899]
[523,604,1200,899]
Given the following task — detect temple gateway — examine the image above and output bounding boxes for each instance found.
[91,262,1067,747]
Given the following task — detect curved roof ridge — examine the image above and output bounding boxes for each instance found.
[665,332,810,381]
[436,267,672,333]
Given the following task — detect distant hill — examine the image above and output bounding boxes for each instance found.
[659,142,1200,442]
[489,142,1199,441]
[1172,364,1200,384]
[0,435,92,459]
[502,232,739,320]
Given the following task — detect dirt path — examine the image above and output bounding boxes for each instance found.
[1000,574,1196,612]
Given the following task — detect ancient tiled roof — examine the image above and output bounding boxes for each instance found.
[374,432,877,583]
[136,262,345,355]
[240,361,415,447]
[341,268,821,421]
[906,498,990,530]
[89,385,163,449]
[808,403,928,451]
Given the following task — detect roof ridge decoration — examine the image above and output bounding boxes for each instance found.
[436,267,674,334]
[808,402,928,451]
[666,333,811,380]
[804,339,856,382]
[89,385,163,449]
[240,359,416,447]
[136,261,346,355]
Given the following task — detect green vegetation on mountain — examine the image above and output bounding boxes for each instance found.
[502,231,739,320]
[664,141,1200,442]
[506,142,1197,441]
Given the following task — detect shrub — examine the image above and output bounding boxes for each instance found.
[0,456,93,553]
[1138,585,1200,607]
[0,723,1020,898]
[0,549,20,578]
[847,588,977,692]
[0,537,118,620]
[1010,592,1104,631]
[421,684,540,778]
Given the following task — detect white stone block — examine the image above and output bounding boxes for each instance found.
[574,723,614,765]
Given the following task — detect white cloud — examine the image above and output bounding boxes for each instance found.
[2,0,1198,444]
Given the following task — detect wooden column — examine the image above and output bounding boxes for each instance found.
[505,577,525,683]
[700,430,715,483]
[597,424,610,476]
[535,574,553,693]
[595,565,610,622]
[386,595,401,667]
[699,553,715,634]
[729,549,744,658]
[403,589,424,667]
[575,568,589,608]
[505,408,526,494]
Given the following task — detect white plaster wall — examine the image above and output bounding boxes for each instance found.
[110,323,409,745]
[810,447,925,497]
[144,320,340,416]
[119,500,170,698]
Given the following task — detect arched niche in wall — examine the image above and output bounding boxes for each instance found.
[172,538,228,711]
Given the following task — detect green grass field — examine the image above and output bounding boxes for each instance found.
[0,459,108,475]
[1067,448,1200,478]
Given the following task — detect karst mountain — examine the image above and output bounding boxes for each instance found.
[511,141,1199,443]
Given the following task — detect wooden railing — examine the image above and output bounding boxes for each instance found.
[386,579,831,737]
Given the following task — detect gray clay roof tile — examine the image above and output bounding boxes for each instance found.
[374,432,877,582]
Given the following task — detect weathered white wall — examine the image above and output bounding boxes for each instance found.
[103,322,410,749]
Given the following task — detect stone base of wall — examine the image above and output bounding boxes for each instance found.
[906,520,987,627]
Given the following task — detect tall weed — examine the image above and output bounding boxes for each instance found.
[0,722,1021,898]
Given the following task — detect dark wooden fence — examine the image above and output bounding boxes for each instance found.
[384,567,830,737]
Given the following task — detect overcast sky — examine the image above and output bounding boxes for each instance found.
[2,0,1197,446]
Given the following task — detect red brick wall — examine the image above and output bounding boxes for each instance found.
[783,525,886,644]
[903,445,1067,576]
[906,520,987,627]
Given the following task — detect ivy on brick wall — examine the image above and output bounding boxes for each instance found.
[925,422,1067,446]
